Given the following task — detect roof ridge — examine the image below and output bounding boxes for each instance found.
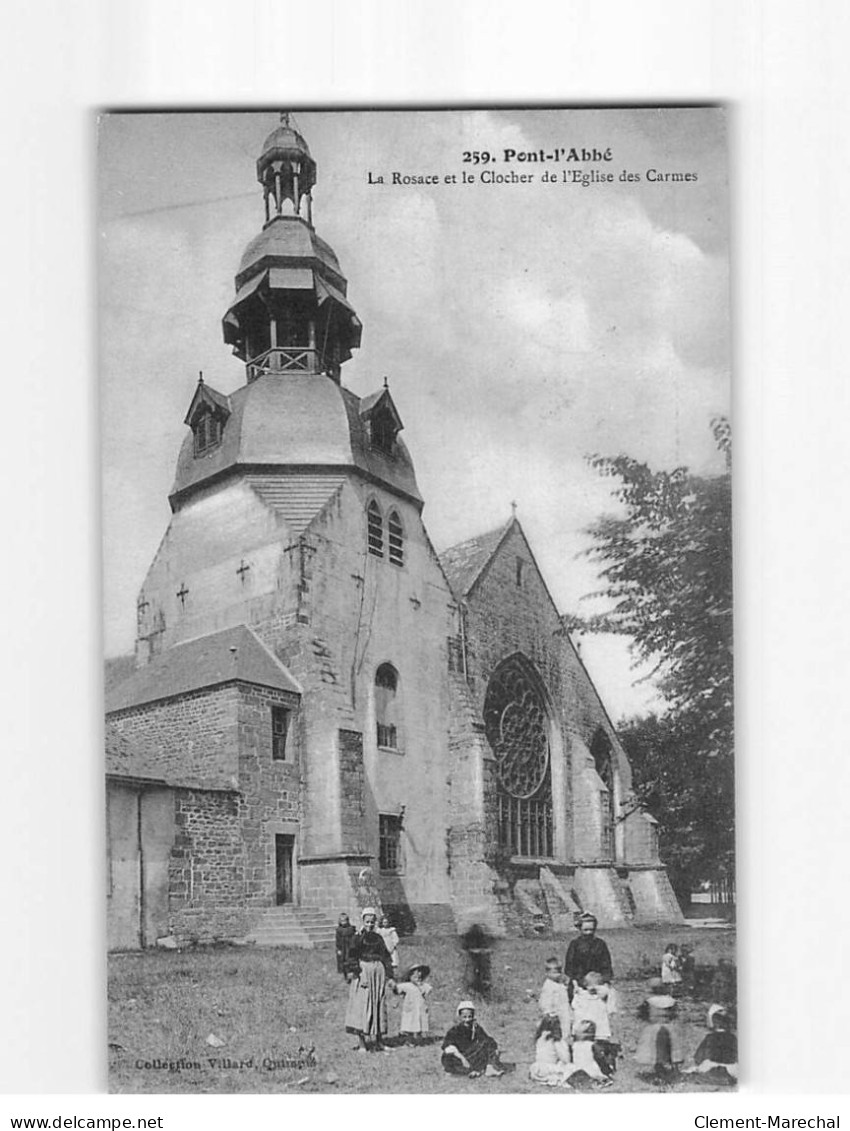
[239,624,304,695]
[105,623,301,713]
[439,516,517,598]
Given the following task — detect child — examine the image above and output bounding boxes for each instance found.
[393,962,432,1044]
[635,979,684,1081]
[661,943,683,990]
[679,942,696,992]
[687,1006,737,1085]
[538,956,572,1040]
[377,914,400,975]
[335,912,356,978]
[442,1002,506,1078]
[528,1016,578,1087]
[570,1020,613,1086]
[572,971,619,1076]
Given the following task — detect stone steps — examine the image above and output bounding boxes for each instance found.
[240,905,336,949]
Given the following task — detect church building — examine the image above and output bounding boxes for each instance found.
[105,115,682,950]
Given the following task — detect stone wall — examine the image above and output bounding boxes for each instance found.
[135,479,296,663]
[256,479,455,909]
[446,670,505,934]
[462,523,650,871]
[338,728,366,852]
[169,787,249,943]
[235,683,302,907]
[106,685,241,791]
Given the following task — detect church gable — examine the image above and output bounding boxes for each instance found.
[449,517,563,632]
[457,518,626,755]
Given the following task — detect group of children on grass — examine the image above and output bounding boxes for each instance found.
[335,909,737,1087]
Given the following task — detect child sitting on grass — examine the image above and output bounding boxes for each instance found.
[570,1020,613,1087]
[392,962,432,1044]
[528,1015,574,1086]
[441,1002,508,1078]
[685,1006,737,1086]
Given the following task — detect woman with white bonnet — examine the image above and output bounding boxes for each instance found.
[343,907,395,1052]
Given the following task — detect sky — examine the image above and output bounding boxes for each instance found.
[98,108,731,720]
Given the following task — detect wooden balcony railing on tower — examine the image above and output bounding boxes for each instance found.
[247,346,320,380]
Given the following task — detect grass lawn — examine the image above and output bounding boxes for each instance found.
[108,925,735,1094]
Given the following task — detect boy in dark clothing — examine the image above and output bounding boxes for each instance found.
[441,1002,505,1078]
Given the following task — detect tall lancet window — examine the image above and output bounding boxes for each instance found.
[388,510,404,566]
[375,663,401,750]
[591,729,617,861]
[367,500,384,557]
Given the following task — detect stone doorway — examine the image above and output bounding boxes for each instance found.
[275,834,295,905]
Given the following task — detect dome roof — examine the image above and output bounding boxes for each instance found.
[260,123,312,159]
[170,374,421,507]
[236,215,343,289]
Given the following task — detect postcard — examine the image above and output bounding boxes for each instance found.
[100,108,733,1093]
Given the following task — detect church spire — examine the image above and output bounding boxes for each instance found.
[256,111,317,226]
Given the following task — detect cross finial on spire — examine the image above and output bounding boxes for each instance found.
[198,370,204,385]
[383,376,389,390]
[510,500,518,517]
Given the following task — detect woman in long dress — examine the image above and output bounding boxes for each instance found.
[344,907,395,1052]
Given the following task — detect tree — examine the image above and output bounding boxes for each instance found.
[573,419,733,904]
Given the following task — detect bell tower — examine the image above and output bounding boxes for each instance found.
[222,113,362,384]
[256,110,317,224]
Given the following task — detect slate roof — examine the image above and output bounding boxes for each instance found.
[236,214,343,288]
[246,473,346,537]
[105,729,168,784]
[105,624,301,714]
[439,520,513,597]
[105,722,237,792]
[183,379,231,425]
[169,373,422,507]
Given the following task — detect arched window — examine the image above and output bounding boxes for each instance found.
[591,730,616,861]
[375,663,400,750]
[388,510,404,566]
[367,500,384,557]
[484,656,553,858]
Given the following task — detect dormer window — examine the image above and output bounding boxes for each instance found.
[371,409,397,455]
[193,409,223,456]
[184,377,230,460]
[360,386,404,458]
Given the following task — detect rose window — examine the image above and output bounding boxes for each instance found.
[484,659,554,858]
[484,668,550,798]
